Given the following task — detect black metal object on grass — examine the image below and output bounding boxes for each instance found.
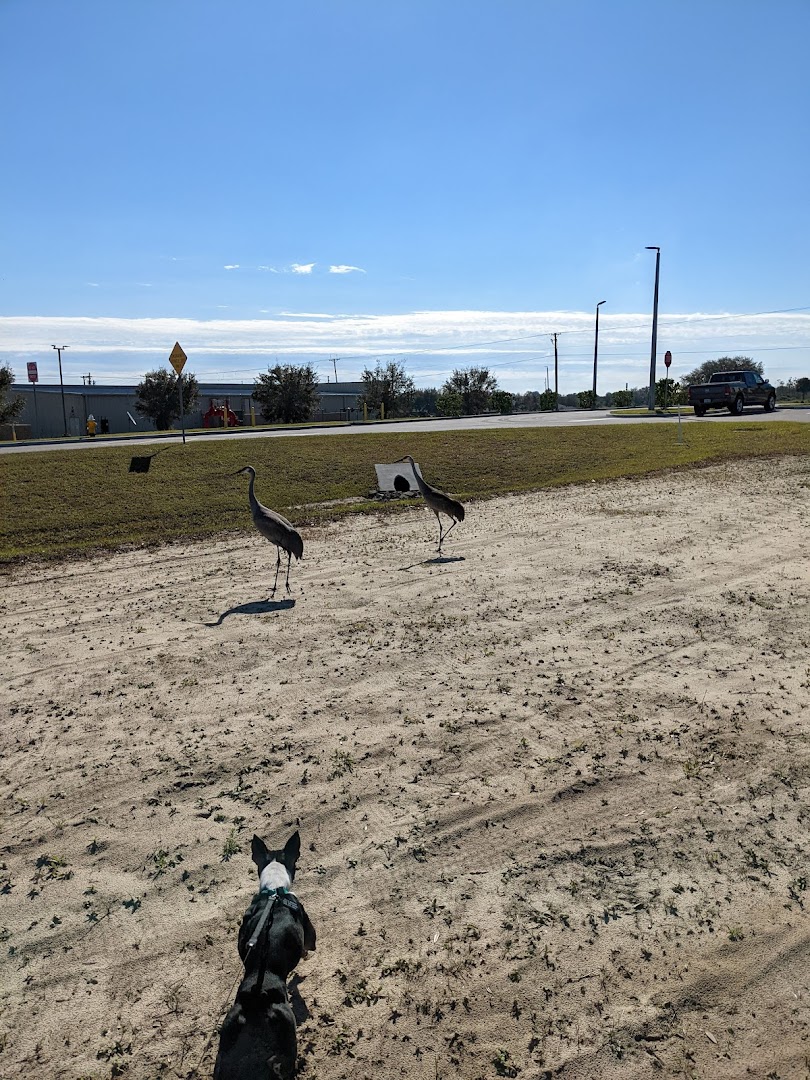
[128,448,167,473]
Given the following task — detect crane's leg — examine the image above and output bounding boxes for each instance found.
[442,516,459,544]
[284,551,293,594]
[435,511,444,553]
[271,547,282,598]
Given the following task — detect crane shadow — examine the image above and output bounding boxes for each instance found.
[398,555,466,571]
[204,598,296,627]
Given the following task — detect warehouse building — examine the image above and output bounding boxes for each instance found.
[7,380,365,438]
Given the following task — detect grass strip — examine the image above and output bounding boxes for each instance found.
[2,422,808,564]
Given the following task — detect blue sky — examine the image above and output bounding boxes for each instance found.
[2,0,809,393]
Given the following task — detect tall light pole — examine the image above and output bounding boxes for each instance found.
[592,301,606,407]
[52,345,69,436]
[646,246,660,411]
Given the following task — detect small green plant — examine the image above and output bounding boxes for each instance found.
[788,876,807,904]
[342,976,381,1007]
[328,750,355,779]
[493,1048,519,1076]
[96,1040,132,1061]
[326,1029,356,1057]
[222,829,241,861]
[33,854,72,882]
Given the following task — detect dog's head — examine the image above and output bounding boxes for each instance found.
[251,832,301,890]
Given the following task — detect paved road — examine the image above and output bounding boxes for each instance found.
[2,406,808,454]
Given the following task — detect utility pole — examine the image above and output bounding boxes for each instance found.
[52,345,69,436]
[332,357,339,383]
[551,332,559,409]
[646,246,661,411]
[592,301,606,407]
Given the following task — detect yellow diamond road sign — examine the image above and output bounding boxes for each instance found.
[169,342,187,375]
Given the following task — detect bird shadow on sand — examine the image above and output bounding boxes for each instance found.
[398,554,466,571]
[203,598,295,627]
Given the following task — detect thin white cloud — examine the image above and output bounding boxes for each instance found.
[223,264,240,271]
[3,310,808,390]
[87,282,100,288]
[291,263,315,274]
[329,264,366,274]
[257,265,279,273]
[278,311,350,320]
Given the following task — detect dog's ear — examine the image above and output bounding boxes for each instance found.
[251,834,270,870]
[283,831,301,871]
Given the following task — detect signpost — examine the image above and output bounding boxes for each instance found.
[169,342,188,444]
[664,350,672,410]
[27,362,39,437]
[665,350,684,443]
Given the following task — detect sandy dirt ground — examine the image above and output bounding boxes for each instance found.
[2,457,810,1080]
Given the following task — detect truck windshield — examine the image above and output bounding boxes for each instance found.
[708,373,744,383]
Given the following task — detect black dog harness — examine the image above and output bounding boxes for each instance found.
[246,887,301,950]
[245,887,303,995]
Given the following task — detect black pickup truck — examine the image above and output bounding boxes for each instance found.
[686,371,776,416]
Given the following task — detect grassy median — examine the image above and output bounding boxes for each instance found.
[2,421,808,563]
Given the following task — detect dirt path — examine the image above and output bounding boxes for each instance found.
[2,457,809,1079]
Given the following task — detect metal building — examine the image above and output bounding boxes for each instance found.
[8,381,365,438]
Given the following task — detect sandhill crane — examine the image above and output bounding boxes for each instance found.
[395,455,465,554]
[234,466,303,596]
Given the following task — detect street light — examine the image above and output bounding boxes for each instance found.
[646,246,661,410]
[592,301,606,407]
[52,345,69,436]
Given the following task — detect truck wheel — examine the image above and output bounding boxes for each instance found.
[764,393,776,412]
[729,395,744,416]
[693,406,706,417]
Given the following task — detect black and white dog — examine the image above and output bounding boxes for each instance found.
[214,832,317,1080]
[238,832,317,977]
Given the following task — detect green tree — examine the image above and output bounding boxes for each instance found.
[435,390,463,416]
[682,356,763,386]
[610,389,633,408]
[538,389,558,411]
[411,387,439,415]
[252,363,319,424]
[442,367,497,414]
[490,390,514,414]
[656,378,684,408]
[134,368,200,430]
[517,390,543,411]
[577,389,596,409]
[795,377,810,401]
[359,360,415,418]
[0,363,25,424]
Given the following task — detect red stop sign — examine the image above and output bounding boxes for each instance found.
[664,351,672,368]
